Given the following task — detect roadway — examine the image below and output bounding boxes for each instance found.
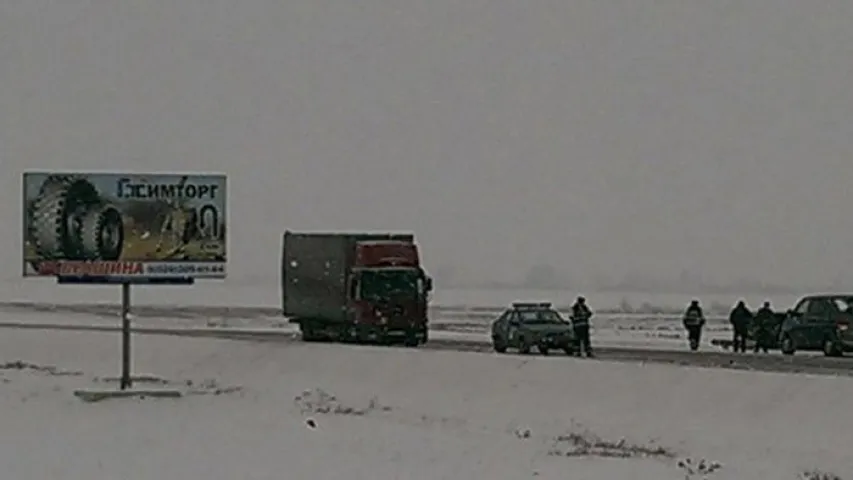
[1,320,851,378]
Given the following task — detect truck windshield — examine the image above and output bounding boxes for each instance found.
[360,269,422,301]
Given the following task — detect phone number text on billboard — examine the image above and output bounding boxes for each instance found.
[144,262,226,277]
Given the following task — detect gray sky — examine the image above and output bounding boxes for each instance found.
[2,1,852,286]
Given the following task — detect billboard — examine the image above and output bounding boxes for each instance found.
[23,172,227,279]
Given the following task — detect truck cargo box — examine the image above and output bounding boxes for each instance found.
[281,231,416,322]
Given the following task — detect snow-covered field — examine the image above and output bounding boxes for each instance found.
[1,319,851,479]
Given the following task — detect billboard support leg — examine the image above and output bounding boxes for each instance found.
[120,282,132,390]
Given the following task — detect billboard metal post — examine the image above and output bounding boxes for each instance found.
[121,282,132,390]
[57,276,194,391]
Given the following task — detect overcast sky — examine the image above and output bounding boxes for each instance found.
[2,1,852,286]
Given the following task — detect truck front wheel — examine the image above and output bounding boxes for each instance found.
[404,328,427,347]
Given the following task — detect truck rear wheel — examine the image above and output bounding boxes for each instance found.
[300,322,322,342]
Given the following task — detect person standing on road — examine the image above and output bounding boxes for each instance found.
[729,300,753,353]
[570,296,594,357]
[682,299,706,351]
[752,301,775,353]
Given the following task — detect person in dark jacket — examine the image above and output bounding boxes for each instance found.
[570,296,594,357]
[682,299,705,351]
[752,301,775,353]
[729,300,753,353]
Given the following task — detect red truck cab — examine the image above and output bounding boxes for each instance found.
[355,240,420,268]
[349,240,432,341]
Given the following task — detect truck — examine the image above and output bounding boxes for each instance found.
[281,231,433,346]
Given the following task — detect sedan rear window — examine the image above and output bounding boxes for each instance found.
[830,297,853,313]
[518,310,564,324]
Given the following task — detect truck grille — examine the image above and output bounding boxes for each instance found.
[377,305,405,317]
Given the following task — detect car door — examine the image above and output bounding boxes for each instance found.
[817,298,842,343]
[833,298,853,344]
[804,299,831,349]
[506,312,521,346]
[787,299,810,346]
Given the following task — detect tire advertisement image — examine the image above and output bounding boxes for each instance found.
[22,172,227,279]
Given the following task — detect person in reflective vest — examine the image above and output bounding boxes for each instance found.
[570,296,594,357]
[682,299,706,351]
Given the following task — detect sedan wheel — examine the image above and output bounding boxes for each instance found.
[823,338,842,357]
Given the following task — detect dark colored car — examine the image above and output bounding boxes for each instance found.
[778,294,853,357]
[491,302,576,355]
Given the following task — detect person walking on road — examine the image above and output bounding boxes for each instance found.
[729,300,753,353]
[570,296,594,357]
[752,301,775,353]
[682,299,706,351]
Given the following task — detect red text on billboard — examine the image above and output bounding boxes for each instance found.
[35,261,144,276]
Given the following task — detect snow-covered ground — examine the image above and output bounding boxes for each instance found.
[1,322,850,479]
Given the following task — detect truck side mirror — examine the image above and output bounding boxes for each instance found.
[424,276,433,292]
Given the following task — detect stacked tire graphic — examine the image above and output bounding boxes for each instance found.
[29,176,125,272]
